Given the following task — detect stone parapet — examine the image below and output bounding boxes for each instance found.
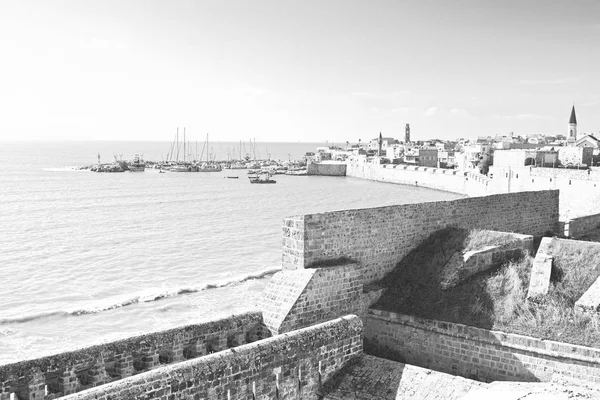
[59,315,363,400]
[366,310,600,384]
[0,312,267,400]
[282,191,559,285]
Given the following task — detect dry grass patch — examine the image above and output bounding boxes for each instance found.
[372,230,600,348]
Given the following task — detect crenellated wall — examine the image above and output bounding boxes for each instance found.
[282,191,559,285]
[347,161,469,194]
[58,316,362,400]
[0,312,268,400]
[365,310,600,384]
[348,161,600,220]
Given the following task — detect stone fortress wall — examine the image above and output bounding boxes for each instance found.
[306,162,346,176]
[4,188,600,400]
[365,310,600,384]
[282,190,558,285]
[0,312,268,399]
[347,159,600,228]
[59,316,362,400]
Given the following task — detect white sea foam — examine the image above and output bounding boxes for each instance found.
[0,267,281,325]
[0,140,462,362]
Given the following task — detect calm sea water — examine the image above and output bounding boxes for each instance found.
[0,141,463,364]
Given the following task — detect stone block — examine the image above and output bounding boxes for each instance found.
[526,239,553,302]
[440,233,533,290]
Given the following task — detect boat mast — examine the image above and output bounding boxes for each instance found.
[176,127,180,162]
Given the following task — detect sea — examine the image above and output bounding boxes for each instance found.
[0,140,464,364]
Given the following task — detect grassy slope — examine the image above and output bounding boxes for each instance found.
[372,229,600,348]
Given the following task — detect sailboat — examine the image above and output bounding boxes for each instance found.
[199,133,222,172]
[169,127,198,172]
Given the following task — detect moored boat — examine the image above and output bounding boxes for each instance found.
[250,172,276,184]
[128,154,145,172]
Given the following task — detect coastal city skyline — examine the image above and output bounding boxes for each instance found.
[1,1,599,143]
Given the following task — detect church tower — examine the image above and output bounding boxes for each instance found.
[569,105,577,142]
[405,123,411,143]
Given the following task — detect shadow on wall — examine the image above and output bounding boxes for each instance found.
[364,227,548,382]
[364,311,542,383]
[318,356,406,399]
[371,227,533,331]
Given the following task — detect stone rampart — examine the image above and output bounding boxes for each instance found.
[348,161,600,220]
[259,263,364,335]
[489,166,600,219]
[282,191,559,285]
[365,310,600,384]
[307,162,347,176]
[561,213,600,238]
[347,161,469,194]
[0,312,267,400]
[59,315,362,400]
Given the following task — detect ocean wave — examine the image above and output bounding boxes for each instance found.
[0,267,280,325]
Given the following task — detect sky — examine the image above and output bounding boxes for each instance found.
[0,0,599,143]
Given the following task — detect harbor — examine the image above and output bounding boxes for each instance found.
[79,156,308,176]
[78,132,310,176]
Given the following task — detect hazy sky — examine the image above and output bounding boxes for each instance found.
[1,0,599,142]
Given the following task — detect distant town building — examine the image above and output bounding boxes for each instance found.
[405,123,411,143]
[369,136,397,150]
[418,148,438,167]
[455,144,493,171]
[493,149,559,168]
[568,104,578,144]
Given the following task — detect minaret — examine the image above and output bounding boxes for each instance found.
[378,132,383,156]
[405,123,411,143]
[569,104,577,143]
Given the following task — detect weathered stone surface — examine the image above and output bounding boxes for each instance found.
[526,237,554,302]
[0,312,267,399]
[366,309,600,385]
[259,269,317,335]
[440,232,533,290]
[58,315,363,400]
[320,354,485,399]
[259,263,364,335]
[282,190,559,284]
[307,163,346,176]
[563,212,600,238]
[460,376,600,399]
